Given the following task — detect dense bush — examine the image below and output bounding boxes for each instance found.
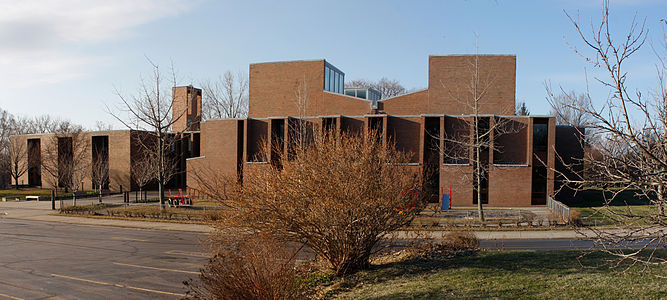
[194,130,426,276]
[185,233,302,300]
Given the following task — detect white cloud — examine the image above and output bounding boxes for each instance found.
[0,0,196,87]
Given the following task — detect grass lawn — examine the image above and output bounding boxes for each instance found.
[564,189,651,207]
[0,187,66,199]
[572,205,656,227]
[564,189,660,227]
[328,249,667,299]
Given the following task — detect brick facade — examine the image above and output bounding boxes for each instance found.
[11,55,582,207]
[188,55,572,207]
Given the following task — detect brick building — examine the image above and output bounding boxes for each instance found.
[10,86,199,192]
[187,55,576,207]
[11,55,581,207]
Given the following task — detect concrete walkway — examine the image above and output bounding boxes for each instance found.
[0,199,213,233]
[0,200,619,240]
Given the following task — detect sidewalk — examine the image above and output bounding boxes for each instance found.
[0,199,213,233]
[0,200,594,239]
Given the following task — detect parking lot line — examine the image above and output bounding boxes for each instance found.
[113,262,199,275]
[0,293,24,300]
[50,273,185,297]
[165,250,209,258]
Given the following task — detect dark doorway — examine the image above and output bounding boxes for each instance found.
[91,136,109,190]
[57,137,73,188]
[532,118,549,205]
[424,117,440,203]
[368,117,383,144]
[27,139,41,186]
[271,119,285,167]
[473,117,490,205]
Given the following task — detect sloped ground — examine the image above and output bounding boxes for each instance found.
[325,249,667,299]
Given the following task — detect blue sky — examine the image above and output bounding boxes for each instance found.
[0,0,665,128]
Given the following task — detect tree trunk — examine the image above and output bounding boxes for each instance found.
[158,136,166,211]
[658,183,665,216]
[476,148,484,222]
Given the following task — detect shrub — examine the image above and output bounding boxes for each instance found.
[185,233,302,300]
[442,231,479,251]
[59,203,120,215]
[569,210,582,226]
[193,130,426,276]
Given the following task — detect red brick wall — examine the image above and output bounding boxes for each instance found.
[441,164,473,206]
[186,119,241,190]
[387,116,421,163]
[428,55,516,115]
[172,86,202,132]
[319,92,372,116]
[249,60,325,118]
[488,165,532,206]
[381,90,429,115]
[11,130,132,192]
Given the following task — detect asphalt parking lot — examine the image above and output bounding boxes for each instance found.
[0,218,207,299]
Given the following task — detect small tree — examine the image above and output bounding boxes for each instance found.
[8,136,28,189]
[0,108,16,188]
[516,101,530,116]
[193,130,425,276]
[42,130,90,206]
[91,148,109,203]
[438,53,519,222]
[109,59,187,210]
[132,151,157,201]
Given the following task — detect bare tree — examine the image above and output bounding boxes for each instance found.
[0,108,15,188]
[546,89,594,127]
[17,115,83,135]
[41,130,90,205]
[201,71,248,120]
[108,59,187,209]
[8,136,27,189]
[91,147,109,203]
[439,53,521,222]
[93,121,114,131]
[346,77,407,99]
[552,1,667,266]
[131,151,157,201]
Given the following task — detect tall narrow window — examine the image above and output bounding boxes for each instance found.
[324,66,330,91]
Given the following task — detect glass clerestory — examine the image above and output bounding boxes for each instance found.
[344,88,381,101]
[324,62,344,94]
